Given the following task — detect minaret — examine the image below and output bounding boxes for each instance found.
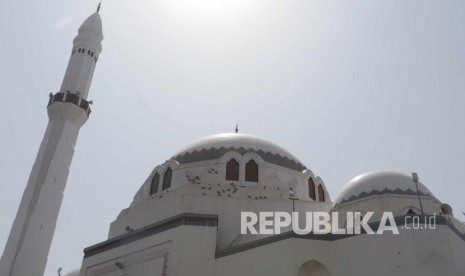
[0,8,103,276]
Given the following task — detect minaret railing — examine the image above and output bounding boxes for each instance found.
[48,92,92,116]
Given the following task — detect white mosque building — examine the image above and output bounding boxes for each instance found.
[78,132,465,276]
[1,8,465,276]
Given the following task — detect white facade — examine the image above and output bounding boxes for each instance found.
[0,11,103,276]
[78,134,465,276]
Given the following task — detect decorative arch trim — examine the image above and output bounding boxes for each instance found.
[173,146,306,171]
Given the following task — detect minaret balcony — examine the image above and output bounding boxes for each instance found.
[48,92,92,116]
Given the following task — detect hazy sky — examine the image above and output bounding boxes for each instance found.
[1,1,464,275]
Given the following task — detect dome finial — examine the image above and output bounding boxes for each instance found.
[412,172,424,215]
[235,124,239,133]
[97,2,102,12]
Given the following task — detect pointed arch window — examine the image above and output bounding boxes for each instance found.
[245,160,259,182]
[150,173,160,195]
[308,178,316,200]
[162,167,172,190]
[318,184,325,202]
[226,159,240,181]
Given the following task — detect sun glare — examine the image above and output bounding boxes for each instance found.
[166,0,255,18]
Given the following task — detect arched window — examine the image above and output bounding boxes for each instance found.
[298,260,331,276]
[150,173,160,195]
[245,160,259,182]
[308,178,316,200]
[162,167,172,190]
[226,159,240,181]
[318,184,325,202]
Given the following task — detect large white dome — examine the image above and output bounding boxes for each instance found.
[334,170,435,206]
[171,133,307,171]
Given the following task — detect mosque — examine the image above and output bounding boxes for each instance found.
[79,132,465,276]
[1,8,465,276]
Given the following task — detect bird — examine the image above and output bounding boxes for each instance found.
[115,262,125,270]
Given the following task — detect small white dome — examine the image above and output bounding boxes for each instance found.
[334,170,435,206]
[171,133,307,171]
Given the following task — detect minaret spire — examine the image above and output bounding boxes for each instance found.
[0,10,103,276]
[97,2,101,12]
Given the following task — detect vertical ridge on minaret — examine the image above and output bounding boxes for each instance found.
[0,10,103,276]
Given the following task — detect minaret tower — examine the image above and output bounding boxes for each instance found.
[0,7,103,276]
